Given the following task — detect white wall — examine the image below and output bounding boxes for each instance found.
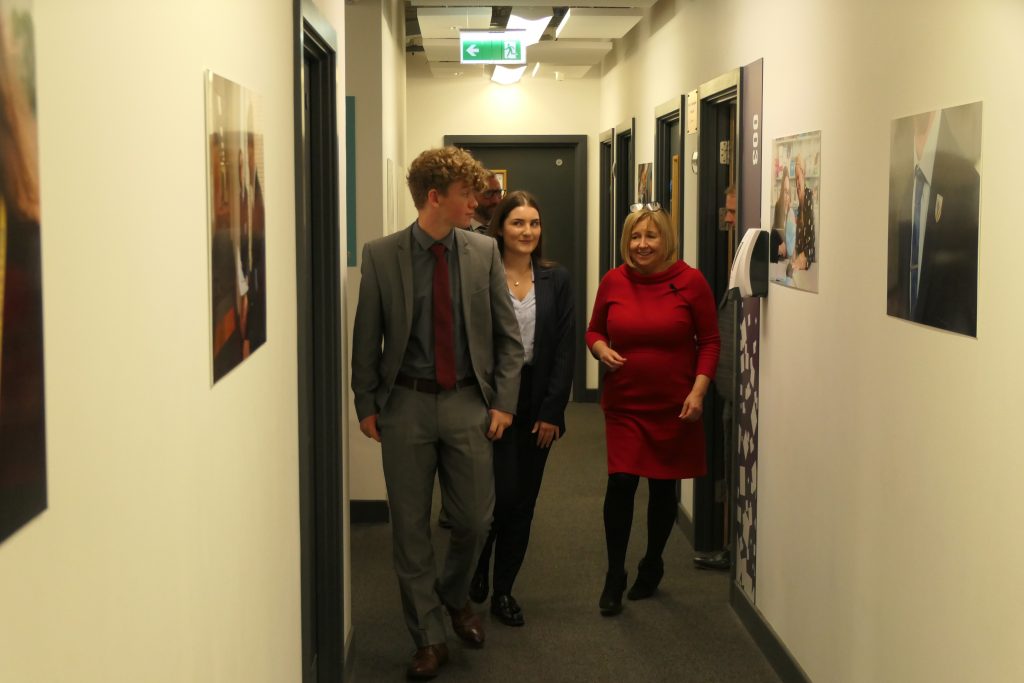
[0,1,314,681]
[345,0,407,501]
[601,0,1024,680]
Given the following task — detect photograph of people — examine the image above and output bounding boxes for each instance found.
[350,147,524,679]
[0,0,47,544]
[469,191,575,627]
[206,74,268,383]
[887,102,981,337]
[637,162,652,205]
[586,204,720,616]
[768,131,819,292]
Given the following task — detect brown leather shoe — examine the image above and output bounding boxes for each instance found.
[407,644,449,680]
[446,603,485,648]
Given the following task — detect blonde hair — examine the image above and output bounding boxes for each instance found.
[406,146,486,209]
[619,208,677,269]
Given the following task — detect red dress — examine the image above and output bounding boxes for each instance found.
[586,261,721,479]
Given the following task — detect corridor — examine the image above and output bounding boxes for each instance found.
[351,403,780,682]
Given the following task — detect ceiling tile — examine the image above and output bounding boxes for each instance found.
[428,62,487,79]
[526,40,613,66]
[417,6,492,40]
[530,64,594,79]
[422,38,461,62]
[555,8,644,40]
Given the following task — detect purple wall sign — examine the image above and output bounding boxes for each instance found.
[735,58,763,599]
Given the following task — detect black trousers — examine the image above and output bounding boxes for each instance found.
[475,367,550,596]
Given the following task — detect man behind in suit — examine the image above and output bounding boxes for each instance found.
[351,147,524,679]
[887,104,980,337]
[468,170,503,234]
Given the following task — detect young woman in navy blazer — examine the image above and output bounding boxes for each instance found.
[469,191,576,626]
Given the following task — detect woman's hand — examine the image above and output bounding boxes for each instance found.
[679,376,711,422]
[679,392,704,422]
[532,421,561,448]
[592,341,626,372]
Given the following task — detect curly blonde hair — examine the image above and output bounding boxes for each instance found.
[407,147,486,209]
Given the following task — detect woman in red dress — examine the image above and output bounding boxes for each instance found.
[585,205,720,616]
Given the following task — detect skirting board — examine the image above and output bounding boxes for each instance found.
[676,504,695,546]
[730,582,811,683]
[350,500,389,524]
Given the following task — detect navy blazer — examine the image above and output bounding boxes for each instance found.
[524,261,575,435]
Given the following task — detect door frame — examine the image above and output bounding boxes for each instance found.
[693,69,739,555]
[294,1,345,681]
[598,127,615,279]
[443,134,590,403]
[613,118,636,256]
[654,96,685,254]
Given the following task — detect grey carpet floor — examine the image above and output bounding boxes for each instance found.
[350,402,781,683]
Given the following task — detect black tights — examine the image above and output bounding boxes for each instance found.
[603,473,677,575]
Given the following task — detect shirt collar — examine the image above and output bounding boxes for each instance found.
[412,222,455,251]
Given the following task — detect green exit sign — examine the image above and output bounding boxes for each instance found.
[459,31,526,65]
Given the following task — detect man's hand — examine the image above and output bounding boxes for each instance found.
[486,409,513,441]
[359,415,381,442]
[532,421,560,449]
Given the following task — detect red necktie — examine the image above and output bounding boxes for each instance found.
[429,243,456,390]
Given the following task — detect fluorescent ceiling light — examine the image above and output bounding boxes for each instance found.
[491,64,527,85]
[507,8,552,47]
[531,62,541,78]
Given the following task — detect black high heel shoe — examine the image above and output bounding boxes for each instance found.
[599,571,627,616]
[627,557,664,600]
[469,571,489,604]
[490,594,525,627]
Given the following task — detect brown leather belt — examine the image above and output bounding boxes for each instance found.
[395,373,477,394]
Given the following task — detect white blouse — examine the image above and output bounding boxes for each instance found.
[509,281,536,365]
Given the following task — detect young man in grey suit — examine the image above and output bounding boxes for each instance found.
[351,147,524,679]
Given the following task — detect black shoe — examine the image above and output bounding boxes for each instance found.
[469,571,489,604]
[490,594,525,627]
[599,572,627,616]
[693,550,731,571]
[627,557,664,600]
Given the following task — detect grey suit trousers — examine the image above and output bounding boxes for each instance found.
[378,382,495,647]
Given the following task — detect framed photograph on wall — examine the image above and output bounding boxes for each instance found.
[1,0,47,544]
[637,162,652,204]
[886,101,981,337]
[205,71,268,384]
[768,130,821,293]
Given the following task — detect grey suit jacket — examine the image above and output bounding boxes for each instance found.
[352,223,524,421]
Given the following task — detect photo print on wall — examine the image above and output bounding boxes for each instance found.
[0,0,47,544]
[637,162,652,204]
[769,130,820,293]
[205,72,268,384]
[887,101,981,337]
